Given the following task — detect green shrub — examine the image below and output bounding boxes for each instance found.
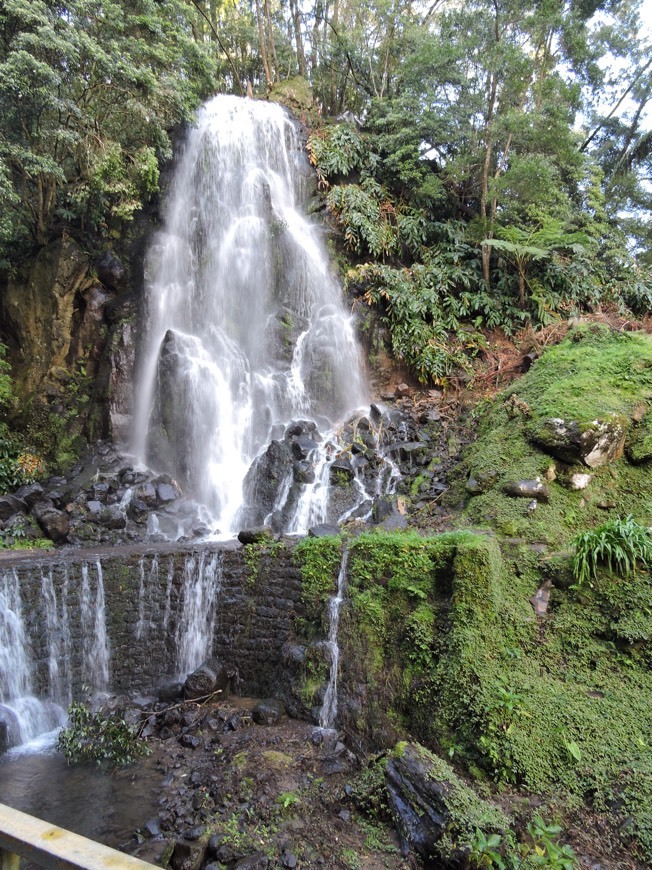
[57,702,150,766]
[572,515,652,586]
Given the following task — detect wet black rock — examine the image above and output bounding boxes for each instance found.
[233,853,269,869]
[183,658,234,701]
[159,682,184,703]
[143,818,162,838]
[308,523,340,538]
[14,483,45,508]
[170,839,206,870]
[98,504,127,529]
[95,251,126,291]
[237,527,274,545]
[0,494,27,521]
[385,742,507,864]
[252,698,285,726]
[280,850,297,868]
[32,502,70,543]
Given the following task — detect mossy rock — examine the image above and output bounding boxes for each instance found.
[269,76,314,112]
[385,741,509,864]
[626,411,652,464]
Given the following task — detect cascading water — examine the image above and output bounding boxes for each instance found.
[79,561,110,694]
[134,95,370,535]
[318,547,349,731]
[175,551,222,677]
[0,570,65,747]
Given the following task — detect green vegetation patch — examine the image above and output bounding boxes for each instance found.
[294,535,342,623]
[450,326,652,549]
[515,325,652,422]
[337,526,652,862]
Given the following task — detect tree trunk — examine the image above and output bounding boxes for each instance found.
[264,0,278,83]
[289,0,307,76]
[256,0,272,89]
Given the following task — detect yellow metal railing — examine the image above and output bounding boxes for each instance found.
[0,803,156,869]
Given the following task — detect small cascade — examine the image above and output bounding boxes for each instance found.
[175,551,222,677]
[318,547,349,731]
[79,561,110,693]
[136,555,161,640]
[40,568,73,705]
[0,570,65,747]
[287,444,335,533]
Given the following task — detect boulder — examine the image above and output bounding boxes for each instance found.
[252,698,285,726]
[157,483,178,503]
[233,854,269,870]
[0,495,27,521]
[169,840,205,870]
[329,458,354,483]
[98,504,126,530]
[32,503,70,543]
[308,524,340,538]
[183,658,233,700]
[95,251,126,291]
[237,527,274,546]
[14,483,46,508]
[529,415,627,468]
[465,471,498,496]
[385,742,509,863]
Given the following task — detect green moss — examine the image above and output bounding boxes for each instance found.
[294,535,342,623]
[515,325,652,421]
[449,327,652,550]
[336,524,652,861]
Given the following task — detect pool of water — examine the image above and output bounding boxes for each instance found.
[0,734,161,864]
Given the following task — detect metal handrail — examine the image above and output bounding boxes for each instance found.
[0,803,156,869]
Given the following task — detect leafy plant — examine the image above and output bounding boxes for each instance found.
[56,702,150,766]
[572,516,652,586]
[526,815,577,869]
[467,816,577,869]
[276,790,300,810]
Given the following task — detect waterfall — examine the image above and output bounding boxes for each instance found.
[0,570,65,748]
[134,95,367,535]
[175,551,222,677]
[318,547,349,731]
[41,568,73,705]
[79,562,110,694]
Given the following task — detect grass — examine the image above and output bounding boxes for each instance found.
[572,515,652,585]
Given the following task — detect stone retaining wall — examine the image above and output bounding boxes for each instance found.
[2,542,304,702]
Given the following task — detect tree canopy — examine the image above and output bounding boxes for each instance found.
[0,0,650,380]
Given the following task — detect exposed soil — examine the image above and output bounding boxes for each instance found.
[124,696,411,870]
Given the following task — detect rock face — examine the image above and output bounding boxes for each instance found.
[0,238,91,395]
[529,415,627,468]
[0,238,140,454]
[108,321,136,444]
[384,742,508,864]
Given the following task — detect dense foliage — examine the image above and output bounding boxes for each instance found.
[0,0,650,384]
[0,0,217,263]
